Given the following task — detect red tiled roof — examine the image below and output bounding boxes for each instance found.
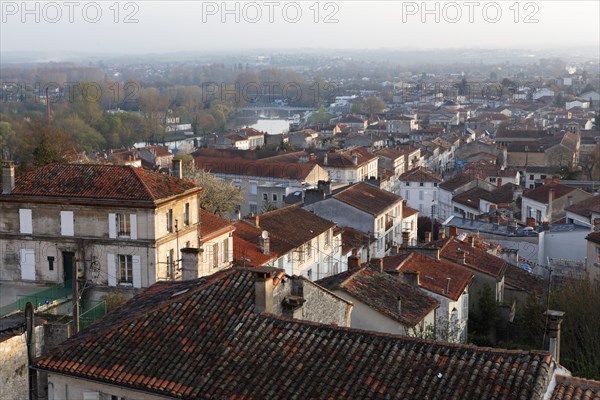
[140,145,173,158]
[402,206,419,218]
[320,147,377,169]
[453,187,490,210]
[504,263,547,295]
[252,206,335,248]
[333,182,402,216]
[375,148,405,161]
[340,226,373,255]
[34,268,556,400]
[566,195,600,218]
[399,166,442,183]
[431,237,507,278]
[199,209,234,241]
[384,252,474,301]
[2,163,198,203]
[232,220,289,266]
[194,156,319,181]
[523,182,578,203]
[317,267,439,327]
[586,232,600,245]
[551,375,600,400]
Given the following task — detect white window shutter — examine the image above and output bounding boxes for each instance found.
[108,213,116,238]
[60,211,74,236]
[20,249,36,280]
[19,209,32,234]
[107,254,116,286]
[130,214,138,240]
[132,255,141,288]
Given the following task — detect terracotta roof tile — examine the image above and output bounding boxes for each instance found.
[333,182,402,216]
[430,237,508,278]
[551,375,600,400]
[566,195,600,218]
[399,166,442,183]
[199,209,234,240]
[316,267,440,327]
[250,206,335,248]
[504,263,547,295]
[2,163,198,202]
[384,252,473,301]
[194,156,319,180]
[34,268,557,400]
[523,182,578,203]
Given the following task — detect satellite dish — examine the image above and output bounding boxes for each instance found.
[261,230,269,239]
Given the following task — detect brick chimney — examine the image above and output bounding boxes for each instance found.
[2,161,15,194]
[467,236,475,247]
[402,270,420,287]
[544,310,565,363]
[260,230,270,255]
[253,268,276,314]
[348,254,361,272]
[180,248,201,281]
[309,153,316,162]
[457,249,468,264]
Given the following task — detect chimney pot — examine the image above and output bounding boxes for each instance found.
[2,161,15,195]
[255,215,260,228]
[254,268,275,314]
[457,249,467,264]
[544,310,565,363]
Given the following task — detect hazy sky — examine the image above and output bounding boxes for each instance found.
[1,1,599,55]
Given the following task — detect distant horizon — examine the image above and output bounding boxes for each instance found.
[1,1,598,60]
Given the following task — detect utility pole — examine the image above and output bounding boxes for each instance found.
[72,257,80,333]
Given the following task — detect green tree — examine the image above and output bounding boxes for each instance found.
[186,170,243,219]
[0,121,16,158]
[549,278,600,379]
[469,284,499,345]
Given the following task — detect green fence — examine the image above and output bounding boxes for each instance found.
[0,282,73,317]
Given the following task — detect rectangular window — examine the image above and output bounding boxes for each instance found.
[19,209,32,234]
[419,190,424,200]
[249,202,258,215]
[419,182,424,187]
[272,194,278,202]
[166,209,173,232]
[184,203,190,226]
[117,213,130,237]
[433,191,437,201]
[306,242,312,258]
[263,193,268,201]
[406,182,410,186]
[166,249,175,278]
[119,255,133,284]
[250,181,258,195]
[324,229,330,247]
[405,190,410,200]
[529,175,534,180]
